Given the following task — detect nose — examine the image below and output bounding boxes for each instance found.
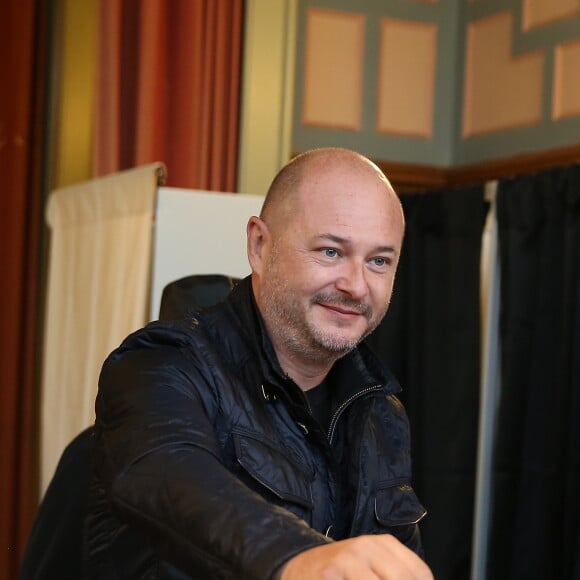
[335,259,368,300]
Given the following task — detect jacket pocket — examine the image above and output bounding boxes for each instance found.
[233,431,314,510]
[374,482,427,526]
[373,482,426,548]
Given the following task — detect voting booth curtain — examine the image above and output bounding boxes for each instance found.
[487,166,580,580]
[40,163,165,495]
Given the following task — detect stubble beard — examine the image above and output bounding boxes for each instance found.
[261,258,386,365]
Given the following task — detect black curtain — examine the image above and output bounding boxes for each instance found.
[487,166,580,579]
[366,184,488,579]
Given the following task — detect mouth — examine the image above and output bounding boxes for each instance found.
[315,300,371,321]
[320,303,361,316]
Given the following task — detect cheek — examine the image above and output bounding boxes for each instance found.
[369,276,395,309]
[298,261,337,290]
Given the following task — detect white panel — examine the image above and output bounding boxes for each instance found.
[471,182,501,580]
[150,187,264,320]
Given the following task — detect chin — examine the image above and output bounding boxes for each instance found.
[312,331,365,354]
[306,315,371,351]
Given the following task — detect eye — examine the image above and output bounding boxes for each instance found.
[369,256,391,270]
[322,248,339,258]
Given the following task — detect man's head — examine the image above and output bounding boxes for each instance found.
[247,147,405,371]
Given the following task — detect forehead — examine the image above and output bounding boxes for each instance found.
[293,165,403,242]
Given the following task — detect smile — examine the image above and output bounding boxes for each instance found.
[317,302,367,319]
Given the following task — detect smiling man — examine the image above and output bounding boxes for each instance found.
[89,148,432,579]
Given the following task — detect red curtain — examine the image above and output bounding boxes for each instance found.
[0,1,48,578]
[94,0,244,192]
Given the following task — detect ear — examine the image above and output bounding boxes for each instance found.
[247,216,271,276]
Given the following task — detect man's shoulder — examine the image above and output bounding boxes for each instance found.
[103,297,255,376]
[113,318,209,355]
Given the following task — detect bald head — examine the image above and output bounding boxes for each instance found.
[259,148,401,236]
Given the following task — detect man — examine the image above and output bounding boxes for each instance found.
[87,148,432,579]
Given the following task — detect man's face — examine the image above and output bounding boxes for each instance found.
[258,164,404,364]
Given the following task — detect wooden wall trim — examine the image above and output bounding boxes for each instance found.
[376,143,580,192]
[375,160,449,192]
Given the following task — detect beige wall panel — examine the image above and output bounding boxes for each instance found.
[553,40,580,120]
[53,0,98,189]
[377,19,436,138]
[463,12,544,137]
[302,8,364,130]
[238,0,297,196]
[522,0,580,31]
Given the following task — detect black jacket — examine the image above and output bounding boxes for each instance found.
[86,277,425,579]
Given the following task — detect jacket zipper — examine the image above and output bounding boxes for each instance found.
[328,384,382,445]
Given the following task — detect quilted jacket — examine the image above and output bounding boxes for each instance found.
[85,276,426,579]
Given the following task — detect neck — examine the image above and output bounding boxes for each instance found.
[274,347,337,391]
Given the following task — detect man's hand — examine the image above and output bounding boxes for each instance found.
[279,535,433,580]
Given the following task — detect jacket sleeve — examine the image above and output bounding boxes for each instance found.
[95,326,330,579]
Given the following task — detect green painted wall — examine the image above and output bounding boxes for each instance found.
[455,0,580,165]
[292,0,580,167]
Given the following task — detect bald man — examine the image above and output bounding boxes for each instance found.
[88,148,432,579]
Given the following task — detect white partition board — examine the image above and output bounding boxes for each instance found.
[150,187,264,320]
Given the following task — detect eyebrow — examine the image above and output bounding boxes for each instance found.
[314,233,398,255]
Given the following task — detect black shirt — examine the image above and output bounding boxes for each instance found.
[305,379,334,435]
